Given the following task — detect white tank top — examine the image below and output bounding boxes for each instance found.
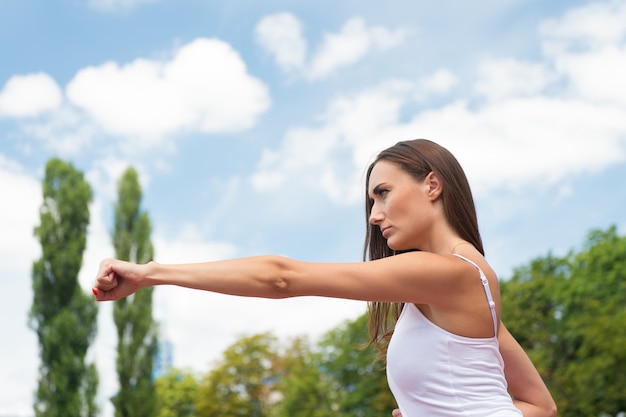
[386,254,522,417]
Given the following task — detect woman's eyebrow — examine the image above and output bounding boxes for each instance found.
[371,183,387,195]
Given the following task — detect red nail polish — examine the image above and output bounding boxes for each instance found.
[92,287,98,296]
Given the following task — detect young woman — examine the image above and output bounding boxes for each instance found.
[93,139,557,417]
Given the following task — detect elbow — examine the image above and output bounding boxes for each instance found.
[533,398,558,417]
[266,256,294,298]
[513,396,557,417]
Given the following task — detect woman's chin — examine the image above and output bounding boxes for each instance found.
[387,239,419,253]
[387,240,406,252]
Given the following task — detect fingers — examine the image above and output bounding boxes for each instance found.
[92,259,123,301]
[95,259,119,290]
[91,286,117,302]
[392,409,402,417]
[92,258,144,301]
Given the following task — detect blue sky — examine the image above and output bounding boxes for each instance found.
[2,0,626,416]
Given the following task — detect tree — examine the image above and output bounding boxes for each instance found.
[111,167,158,417]
[501,226,626,416]
[155,368,200,417]
[318,314,397,417]
[196,333,280,417]
[29,158,98,417]
[270,336,334,417]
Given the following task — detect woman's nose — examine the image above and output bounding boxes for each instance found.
[369,204,383,225]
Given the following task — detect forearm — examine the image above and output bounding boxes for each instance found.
[499,325,557,417]
[513,400,557,417]
[145,255,294,298]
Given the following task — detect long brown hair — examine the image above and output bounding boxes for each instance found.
[363,139,484,361]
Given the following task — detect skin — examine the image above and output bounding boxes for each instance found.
[93,160,556,417]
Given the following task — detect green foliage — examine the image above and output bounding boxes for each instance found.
[318,314,396,417]
[196,333,280,417]
[30,158,98,417]
[155,368,200,417]
[501,225,626,417]
[270,337,334,417]
[196,315,396,417]
[111,167,158,417]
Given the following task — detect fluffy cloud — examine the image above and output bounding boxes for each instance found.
[66,38,271,147]
[0,72,63,118]
[307,17,408,80]
[256,14,409,80]
[251,80,414,203]
[23,107,98,156]
[540,0,626,49]
[541,0,626,106]
[255,12,307,73]
[474,59,555,101]
[416,68,459,99]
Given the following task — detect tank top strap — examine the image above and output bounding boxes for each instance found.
[452,253,499,337]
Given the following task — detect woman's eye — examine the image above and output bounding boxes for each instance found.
[379,189,389,198]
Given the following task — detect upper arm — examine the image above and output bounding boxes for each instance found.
[499,324,557,417]
[287,251,471,305]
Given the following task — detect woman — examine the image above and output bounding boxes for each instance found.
[93,139,556,417]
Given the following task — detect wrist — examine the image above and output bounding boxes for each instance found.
[143,261,164,286]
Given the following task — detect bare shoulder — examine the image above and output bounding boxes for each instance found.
[370,250,475,283]
[415,250,502,337]
[291,250,479,304]
[362,251,481,303]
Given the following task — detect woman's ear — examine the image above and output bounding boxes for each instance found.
[425,171,443,201]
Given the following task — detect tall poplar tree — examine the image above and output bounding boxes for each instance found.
[30,158,98,417]
[112,167,158,417]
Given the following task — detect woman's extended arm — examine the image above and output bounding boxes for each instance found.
[499,324,557,417]
[92,252,473,305]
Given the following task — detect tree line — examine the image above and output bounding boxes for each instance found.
[29,158,625,417]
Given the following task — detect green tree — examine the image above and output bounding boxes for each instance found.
[500,253,567,382]
[319,314,397,417]
[196,333,280,417]
[155,368,199,417]
[30,158,98,417]
[111,167,158,417]
[270,336,334,417]
[501,226,626,416]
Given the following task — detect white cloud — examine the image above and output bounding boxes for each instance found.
[252,80,414,204]
[307,17,409,80]
[555,45,626,106]
[416,68,459,98]
[66,38,271,147]
[474,58,555,101]
[540,0,626,51]
[255,12,307,73]
[255,14,408,81]
[541,0,626,106]
[0,72,63,118]
[23,107,98,156]
[410,97,626,192]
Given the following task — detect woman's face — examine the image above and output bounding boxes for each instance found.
[368,160,435,251]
